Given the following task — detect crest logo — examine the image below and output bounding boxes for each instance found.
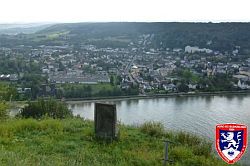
[216,124,247,164]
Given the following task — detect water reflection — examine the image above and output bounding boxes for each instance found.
[126,98,139,106]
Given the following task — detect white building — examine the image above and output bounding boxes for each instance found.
[237,80,250,89]
[185,46,213,54]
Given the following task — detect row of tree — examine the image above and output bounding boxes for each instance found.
[58,85,139,99]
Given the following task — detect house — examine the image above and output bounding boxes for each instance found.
[108,68,118,74]
[163,84,176,91]
[233,75,250,82]
[10,74,18,81]
[173,48,182,53]
[42,68,50,74]
[237,80,250,89]
[157,68,173,77]
[239,67,250,76]
[131,65,139,73]
[188,84,197,90]
[143,83,152,90]
[121,82,130,90]
[17,88,31,94]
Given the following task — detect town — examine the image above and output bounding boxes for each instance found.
[0,30,250,101]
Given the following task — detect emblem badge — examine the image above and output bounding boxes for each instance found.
[216,124,247,164]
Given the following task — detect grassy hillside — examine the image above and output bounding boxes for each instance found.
[0,118,235,166]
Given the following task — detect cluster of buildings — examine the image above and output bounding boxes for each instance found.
[1,32,250,96]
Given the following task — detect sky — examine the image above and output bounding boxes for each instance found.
[0,0,249,23]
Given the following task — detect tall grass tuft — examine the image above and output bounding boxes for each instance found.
[0,101,8,120]
[139,121,165,137]
[175,131,202,146]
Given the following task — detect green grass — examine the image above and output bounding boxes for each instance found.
[0,118,237,166]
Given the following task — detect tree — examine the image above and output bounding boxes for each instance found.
[5,86,18,101]
[177,83,189,92]
[110,75,114,85]
[181,69,199,83]
[21,74,47,99]
[116,75,122,85]
[58,61,66,71]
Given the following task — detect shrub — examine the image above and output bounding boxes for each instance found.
[19,98,72,119]
[139,121,165,137]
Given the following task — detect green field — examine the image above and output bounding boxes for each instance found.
[59,83,114,92]
[0,118,234,166]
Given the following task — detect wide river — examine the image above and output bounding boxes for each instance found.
[68,94,250,164]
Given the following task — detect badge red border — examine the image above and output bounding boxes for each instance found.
[215,124,248,164]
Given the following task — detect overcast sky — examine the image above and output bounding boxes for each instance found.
[0,0,249,23]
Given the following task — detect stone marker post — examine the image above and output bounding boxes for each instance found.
[94,103,118,140]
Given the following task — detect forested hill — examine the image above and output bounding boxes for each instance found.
[0,23,52,34]
[2,22,250,52]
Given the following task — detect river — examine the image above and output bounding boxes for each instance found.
[68,94,250,165]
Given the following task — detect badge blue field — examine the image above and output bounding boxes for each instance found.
[216,124,248,164]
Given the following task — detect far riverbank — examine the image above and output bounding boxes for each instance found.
[8,90,250,106]
[65,90,250,103]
